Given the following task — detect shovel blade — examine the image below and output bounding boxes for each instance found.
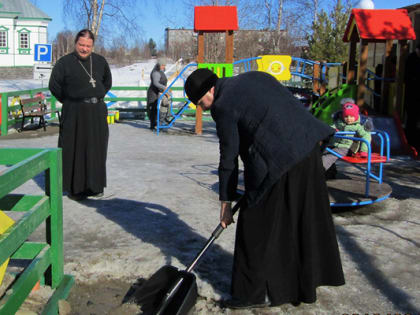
[124,265,197,315]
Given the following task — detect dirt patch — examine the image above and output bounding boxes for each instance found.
[66,278,141,315]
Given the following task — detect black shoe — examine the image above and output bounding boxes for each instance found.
[68,193,87,201]
[222,298,270,309]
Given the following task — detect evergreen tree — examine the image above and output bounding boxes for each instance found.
[307,0,351,63]
[148,39,157,57]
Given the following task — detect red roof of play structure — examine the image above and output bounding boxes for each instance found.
[343,9,416,42]
[194,6,238,32]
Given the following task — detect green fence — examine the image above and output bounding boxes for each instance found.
[0,87,58,136]
[0,86,189,136]
[0,148,74,315]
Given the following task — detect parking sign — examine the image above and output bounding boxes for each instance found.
[34,44,52,62]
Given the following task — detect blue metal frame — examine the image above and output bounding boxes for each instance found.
[365,68,396,98]
[330,194,391,207]
[327,130,391,207]
[156,63,198,135]
[154,57,346,134]
[233,56,344,84]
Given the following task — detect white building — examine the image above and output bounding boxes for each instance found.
[0,0,51,67]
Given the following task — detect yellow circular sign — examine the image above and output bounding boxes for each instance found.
[268,61,285,75]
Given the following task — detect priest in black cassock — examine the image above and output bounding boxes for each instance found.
[185,69,345,310]
[49,29,112,200]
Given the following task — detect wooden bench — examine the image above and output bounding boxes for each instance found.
[19,97,61,132]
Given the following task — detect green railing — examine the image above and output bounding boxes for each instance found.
[105,86,187,106]
[0,86,189,136]
[0,87,59,136]
[0,148,74,315]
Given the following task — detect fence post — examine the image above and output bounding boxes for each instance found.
[313,63,320,95]
[45,148,64,288]
[0,94,8,136]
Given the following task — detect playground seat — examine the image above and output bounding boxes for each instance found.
[340,152,387,164]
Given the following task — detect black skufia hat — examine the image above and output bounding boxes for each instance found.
[185,68,218,104]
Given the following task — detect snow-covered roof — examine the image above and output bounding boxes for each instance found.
[0,0,51,20]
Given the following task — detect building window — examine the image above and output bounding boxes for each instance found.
[17,28,31,54]
[0,26,8,54]
[0,31,6,47]
[20,32,29,48]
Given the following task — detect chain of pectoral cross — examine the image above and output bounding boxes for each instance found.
[78,55,96,88]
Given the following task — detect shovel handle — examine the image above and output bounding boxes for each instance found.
[186,197,244,273]
[212,198,243,239]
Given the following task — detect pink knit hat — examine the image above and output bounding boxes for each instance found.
[342,102,359,121]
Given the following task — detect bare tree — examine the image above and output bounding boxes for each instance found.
[62,0,142,42]
[276,0,284,31]
[168,0,356,62]
[166,35,197,62]
[52,30,75,62]
[108,35,129,65]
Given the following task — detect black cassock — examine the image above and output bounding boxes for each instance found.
[211,71,345,305]
[49,52,112,195]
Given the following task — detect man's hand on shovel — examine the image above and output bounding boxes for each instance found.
[220,201,234,228]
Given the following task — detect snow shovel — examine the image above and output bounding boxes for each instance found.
[123,198,244,315]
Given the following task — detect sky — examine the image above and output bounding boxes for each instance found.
[32,0,419,47]
[32,0,190,47]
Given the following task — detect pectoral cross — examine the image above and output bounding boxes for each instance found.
[90,78,96,88]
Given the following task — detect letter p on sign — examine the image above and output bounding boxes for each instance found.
[34,44,52,62]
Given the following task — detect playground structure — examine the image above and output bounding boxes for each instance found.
[193,6,237,135]
[0,148,74,314]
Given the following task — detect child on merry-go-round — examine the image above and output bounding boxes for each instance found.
[322,99,372,179]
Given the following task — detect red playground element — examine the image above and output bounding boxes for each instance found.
[341,152,388,164]
[194,6,238,32]
[343,9,416,42]
[193,6,238,135]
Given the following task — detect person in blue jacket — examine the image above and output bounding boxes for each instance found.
[185,69,345,309]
